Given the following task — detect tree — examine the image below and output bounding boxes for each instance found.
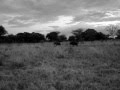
[16,32,45,43]
[72,28,83,41]
[96,32,108,40]
[16,32,30,42]
[0,25,7,36]
[105,25,119,38]
[7,34,16,43]
[58,35,67,42]
[46,31,60,41]
[117,29,120,39]
[82,29,98,41]
[68,36,76,41]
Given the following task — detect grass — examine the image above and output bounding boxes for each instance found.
[0,40,120,90]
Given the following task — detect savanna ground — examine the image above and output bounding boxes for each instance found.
[0,40,120,90]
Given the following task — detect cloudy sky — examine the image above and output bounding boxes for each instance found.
[0,0,120,35]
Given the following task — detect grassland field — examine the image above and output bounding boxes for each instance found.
[0,40,120,90]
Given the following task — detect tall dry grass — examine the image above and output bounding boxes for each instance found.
[0,40,120,90]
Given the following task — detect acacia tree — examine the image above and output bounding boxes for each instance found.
[105,25,119,38]
[72,28,83,41]
[0,25,7,36]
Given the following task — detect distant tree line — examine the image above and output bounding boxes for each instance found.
[0,25,120,43]
[68,28,108,42]
[0,25,45,43]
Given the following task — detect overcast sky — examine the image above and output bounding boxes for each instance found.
[0,0,120,35]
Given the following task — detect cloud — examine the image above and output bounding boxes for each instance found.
[103,9,120,19]
[86,21,120,27]
[0,0,120,34]
[29,15,79,31]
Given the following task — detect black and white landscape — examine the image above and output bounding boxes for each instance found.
[0,0,120,90]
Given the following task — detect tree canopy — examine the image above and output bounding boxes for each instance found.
[72,28,83,41]
[46,31,60,41]
[0,25,7,36]
[105,25,119,36]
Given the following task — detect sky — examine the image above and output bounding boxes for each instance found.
[0,0,120,36]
